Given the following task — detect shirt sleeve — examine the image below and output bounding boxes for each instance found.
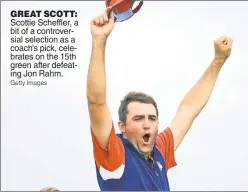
[156,127,177,172]
[90,123,125,173]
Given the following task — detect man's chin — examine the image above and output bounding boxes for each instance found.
[138,145,153,156]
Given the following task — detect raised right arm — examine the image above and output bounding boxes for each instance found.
[87,10,114,149]
[87,11,125,176]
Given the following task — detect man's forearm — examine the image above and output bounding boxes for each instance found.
[87,38,107,104]
[179,58,226,117]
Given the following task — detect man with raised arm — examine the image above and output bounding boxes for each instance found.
[87,10,233,191]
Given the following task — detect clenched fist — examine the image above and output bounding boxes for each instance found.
[214,35,233,61]
[90,7,115,40]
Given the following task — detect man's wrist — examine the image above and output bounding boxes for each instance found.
[212,57,226,68]
[213,55,227,63]
[92,36,107,45]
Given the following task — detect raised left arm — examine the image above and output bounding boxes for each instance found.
[169,35,233,151]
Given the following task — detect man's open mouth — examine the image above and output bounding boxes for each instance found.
[142,133,150,143]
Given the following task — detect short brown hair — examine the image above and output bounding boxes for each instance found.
[40,187,59,191]
[118,92,159,125]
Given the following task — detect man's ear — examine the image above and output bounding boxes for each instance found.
[118,121,125,133]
